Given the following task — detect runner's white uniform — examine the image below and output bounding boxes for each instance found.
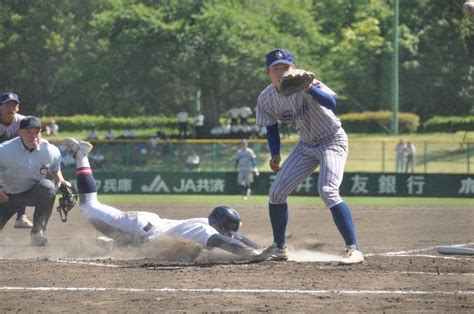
[80,194,218,246]
[256,81,347,207]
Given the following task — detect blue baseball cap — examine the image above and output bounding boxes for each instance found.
[266,48,294,68]
[0,92,20,104]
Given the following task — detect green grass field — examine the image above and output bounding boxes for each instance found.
[98,194,474,207]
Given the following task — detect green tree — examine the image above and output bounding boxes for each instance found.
[0,0,102,115]
[311,0,393,113]
[397,0,474,120]
[54,0,187,116]
[1,0,471,124]
[180,0,325,126]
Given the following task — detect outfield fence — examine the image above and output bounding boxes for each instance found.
[52,138,473,174]
[59,170,473,198]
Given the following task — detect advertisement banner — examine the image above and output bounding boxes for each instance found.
[62,170,474,198]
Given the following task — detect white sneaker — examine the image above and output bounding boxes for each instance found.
[339,247,364,265]
[14,215,33,228]
[62,138,93,157]
[261,243,288,261]
[96,236,116,250]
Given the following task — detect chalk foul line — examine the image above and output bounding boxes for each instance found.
[366,242,474,257]
[0,286,473,296]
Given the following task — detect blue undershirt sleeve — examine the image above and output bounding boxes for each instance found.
[266,123,281,157]
[308,85,337,110]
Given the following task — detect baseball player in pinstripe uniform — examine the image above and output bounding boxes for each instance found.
[0,92,33,228]
[256,48,363,264]
[62,138,268,261]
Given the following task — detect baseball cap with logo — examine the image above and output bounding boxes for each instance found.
[20,116,42,130]
[0,92,20,104]
[266,48,294,68]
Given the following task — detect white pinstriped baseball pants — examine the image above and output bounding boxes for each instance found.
[269,128,348,207]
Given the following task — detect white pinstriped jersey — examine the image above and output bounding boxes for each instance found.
[0,113,25,142]
[257,80,348,207]
[256,81,340,144]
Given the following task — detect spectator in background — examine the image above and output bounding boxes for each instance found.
[86,127,100,140]
[0,91,33,228]
[239,106,253,126]
[230,124,242,138]
[405,142,416,173]
[122,129,136,138]
[177,109,189,138]
[395,139,406,173]
[210,122,231,139]
[59,144,75,168]
[149,133,163,156]
[104,129,117,140]
[45,120,59,136]
[249,125,262,139]
[240,124,252,138]
[185,151,201,171]
[228,107,240,126]
[90,152,105,167]
[194,112,205,139]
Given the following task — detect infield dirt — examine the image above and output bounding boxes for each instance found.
[0,201,473,312]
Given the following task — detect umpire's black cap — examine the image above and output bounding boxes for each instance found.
[20,116,42,130]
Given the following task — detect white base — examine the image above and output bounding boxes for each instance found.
[289,250,343,262]
[438,246,474,255]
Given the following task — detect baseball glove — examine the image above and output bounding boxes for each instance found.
[279,68,315,97]
[57,184,78,223]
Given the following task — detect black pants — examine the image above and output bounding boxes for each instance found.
[178,122,188,137]
[0,179,56,234]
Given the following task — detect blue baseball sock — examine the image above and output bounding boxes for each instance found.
[330,202,358,249]
[269,203,289,249]
[76,167,97,194]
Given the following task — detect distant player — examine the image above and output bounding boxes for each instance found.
[395,139,405,173]
[235,139,259,200]
[255,48,363,264]
[63,138,268,261]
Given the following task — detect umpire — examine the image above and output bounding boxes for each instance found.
[0,116,70,246]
